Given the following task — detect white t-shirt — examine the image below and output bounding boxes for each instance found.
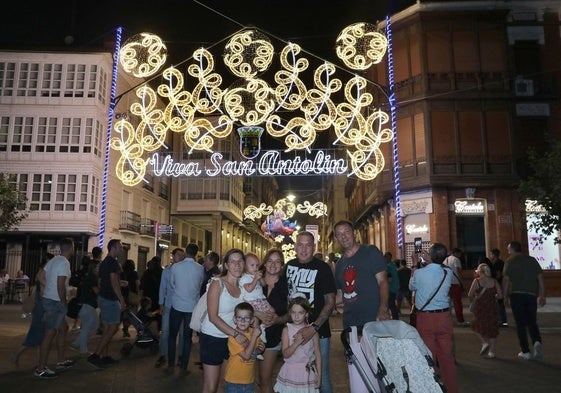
[43,255,71,301]
[239,273,266,302]
[443,255,461,285]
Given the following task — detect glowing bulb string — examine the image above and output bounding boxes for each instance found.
[99,26,123,249]
[386,15,404,254]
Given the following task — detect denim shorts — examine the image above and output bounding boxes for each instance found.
[199,333,229,365]
[224,381,254,393]
[98,296,121,325]
[42,298,67,330]
[266,342,281,351]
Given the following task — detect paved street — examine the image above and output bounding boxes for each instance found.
[1,300,560,392]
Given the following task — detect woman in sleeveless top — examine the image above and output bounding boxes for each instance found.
[468,263,503,358]
[200,249,249,393]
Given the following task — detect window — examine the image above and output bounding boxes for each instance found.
[98,66,107,104]
[8,173,28,209]
[55,174,77,211]
[84,118,93,153]
[11,117,33,152]
[60,118,81,153]
[31,174,52,211]
[0,62,15,96]
[36,117,57,152]
[41,63,63,97]
[17,63,39,96]
[0,116,8,151]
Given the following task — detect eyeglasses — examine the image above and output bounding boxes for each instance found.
[235,316,252,322]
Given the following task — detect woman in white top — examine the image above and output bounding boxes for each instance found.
[200,248,249,393]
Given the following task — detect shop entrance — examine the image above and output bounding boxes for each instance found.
[456,215,486,269]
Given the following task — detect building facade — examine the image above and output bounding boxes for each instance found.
[340,1,561,291]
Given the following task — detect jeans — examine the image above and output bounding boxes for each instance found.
[388,292,399,319]
[168,307,193,369]
[510,293,542,353]
[319,337,333,393]
[73,304,99,354]
[159,306,184,357]
[449,284,465,323]
[224,381,254,393]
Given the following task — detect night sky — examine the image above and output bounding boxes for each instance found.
[1,0,415,194]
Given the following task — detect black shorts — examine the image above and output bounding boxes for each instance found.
[199,333,229,365]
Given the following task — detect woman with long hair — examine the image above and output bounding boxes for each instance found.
[200,248,248,393]
[257,248,288,393]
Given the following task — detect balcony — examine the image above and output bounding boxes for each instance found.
[140,218,156,237]
[119,211,141,233]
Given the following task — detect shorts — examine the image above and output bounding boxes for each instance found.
[42,298,67,330]
[199,332,229,365]
[98,296,121,325]
[396,289,412,302]
[266,342,281,351]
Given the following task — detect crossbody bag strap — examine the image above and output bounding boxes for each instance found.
[418,267,448,312]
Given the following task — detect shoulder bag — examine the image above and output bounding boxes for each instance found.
[410,267,448,327]
[189,278,224,332]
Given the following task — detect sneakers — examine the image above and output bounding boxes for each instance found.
[500,322,509,328]
[517,351,531,360]
[87,353,104,369]
[457,321,470,327]
[479,343,490,356]
[34,367,58,380]
[533,341,543,359]
[486,352,495,359]
[155,356,166,368]
[101,356,120,366]
[55,359,76,371]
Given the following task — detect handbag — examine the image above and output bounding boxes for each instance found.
[410,267,448,328]
[469,280,486,313]
[189,278,224,332]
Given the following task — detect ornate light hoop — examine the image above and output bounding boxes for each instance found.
[112,25,392,186]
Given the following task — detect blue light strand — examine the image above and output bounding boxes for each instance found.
[386,15,404,252]
[99,26,123,249]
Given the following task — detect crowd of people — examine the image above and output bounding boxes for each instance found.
[9,229,547,393]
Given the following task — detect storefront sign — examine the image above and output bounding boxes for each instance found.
[454,199,485,215]
[405,224,429,235]
[525,200,547,214]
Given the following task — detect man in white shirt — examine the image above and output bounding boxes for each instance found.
[443,248,467,326]
[35,238,75,379]
[167,243,204,374]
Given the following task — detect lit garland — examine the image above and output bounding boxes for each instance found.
[386,15,404,250]
[113,26,392,186]
[335,22,388,70]
[99,26,123,248]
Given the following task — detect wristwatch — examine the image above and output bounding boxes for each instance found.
[232,330,239,338]
[311,322,320,332]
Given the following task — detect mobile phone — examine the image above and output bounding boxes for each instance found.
[414,237,422,253]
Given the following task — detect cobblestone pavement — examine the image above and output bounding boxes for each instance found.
[1,300,560,392]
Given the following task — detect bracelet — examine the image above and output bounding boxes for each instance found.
[232,330,239,338]
[311,322,320,332]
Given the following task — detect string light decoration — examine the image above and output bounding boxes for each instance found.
[244,198,327,240]
[99,26,123,248]
[335,22,388,70]
[113,25,392,186]
[120,33,167,78]
[386,15,404,251]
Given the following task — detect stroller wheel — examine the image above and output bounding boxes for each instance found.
[121,342,133,357]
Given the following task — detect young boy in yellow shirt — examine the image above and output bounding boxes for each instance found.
[224,302,265,393]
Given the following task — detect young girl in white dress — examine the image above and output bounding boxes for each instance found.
[274,296,321,393]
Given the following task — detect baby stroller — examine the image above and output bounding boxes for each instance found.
[341,320,445,393]
[120,307,159,357]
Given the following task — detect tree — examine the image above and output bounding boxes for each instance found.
[518,137,561,243]
[0,173,28,231]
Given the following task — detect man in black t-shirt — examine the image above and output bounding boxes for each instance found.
[285,231,336,393]
[87,239,125,368]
